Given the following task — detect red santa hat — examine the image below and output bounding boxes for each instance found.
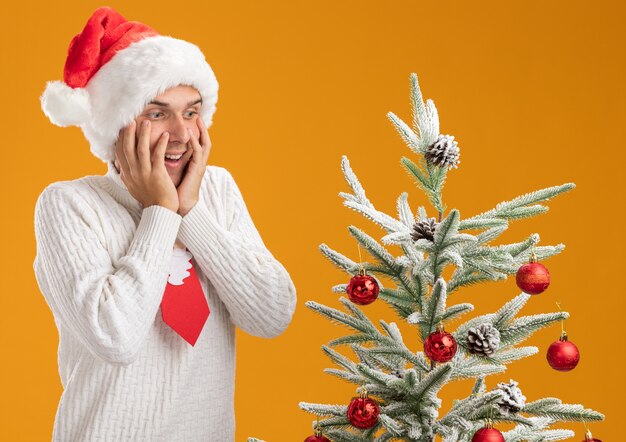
[40,6,219,163]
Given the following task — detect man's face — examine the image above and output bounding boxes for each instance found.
[115,85,204,187]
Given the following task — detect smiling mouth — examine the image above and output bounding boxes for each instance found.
[164,156,184,167]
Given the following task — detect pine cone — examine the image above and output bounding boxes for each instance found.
[467,323,500,356]
[497,379,526,414]
[425,134,460,169]
[411,217,438,242]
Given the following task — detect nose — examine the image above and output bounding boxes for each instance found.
[168,115,191,145]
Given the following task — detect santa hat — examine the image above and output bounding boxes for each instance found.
[41,6,218,163]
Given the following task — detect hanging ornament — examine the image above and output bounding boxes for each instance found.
[547,303,580,371]
[424,323,458,363]
[515,252,550,295]
[547,331,580,371]
[304,436,330,442]
[303,423,330,442]
[346,388,380,429]
[582,429,602,442]
[471,419,505,442]
[347,269,380,305]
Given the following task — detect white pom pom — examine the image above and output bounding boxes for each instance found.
[40,81,91,127]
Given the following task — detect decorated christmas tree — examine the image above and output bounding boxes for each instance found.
[249,74,605,442]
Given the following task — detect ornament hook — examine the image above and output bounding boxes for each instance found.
[357,243,364,275]
[556,301,568,339]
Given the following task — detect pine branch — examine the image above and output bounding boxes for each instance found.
[378,414,405,437]
[489,346,538,364]
[414,364,452,401]
[475,416,572,441]
[298,402,347,417]
[458,218,508,231]
[426,161,448,213]
[349,226,402,274]
[387,111,421,153]
[323,368,364,384]
[322,345,360,374]
[397,192,416,228]
[328,334,377,346]
[492,292,530,328]
[464,183,576,223]
[449,356,506,380]
[472,376,487,395]
[447,270,505,293]
[420,278,448,339]
[354,345,402,372]
[305,299,380,337]
[504,425,575,442]
[348,226,424,313]
[341,155,373,207]
[409,73,439,149]
[441,303,474,322]
[499,312,569,347]
[365,346,429,371]
[440,390,505,426]
[521,400,605,422]
[474,225,508,245]
[400,156,446,214]
[319,243,359,274]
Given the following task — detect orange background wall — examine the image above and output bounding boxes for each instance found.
[1,1,623,440]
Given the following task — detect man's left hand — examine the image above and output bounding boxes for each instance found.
[177,118,212,216]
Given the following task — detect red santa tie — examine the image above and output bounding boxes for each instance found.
[161,247,210,346]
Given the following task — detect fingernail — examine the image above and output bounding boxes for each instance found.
[142,120,149,127]
[163,131,169,137]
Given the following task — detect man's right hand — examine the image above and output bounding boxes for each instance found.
[115,120,179,213]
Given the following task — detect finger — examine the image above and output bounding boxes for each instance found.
[136,120,151,172]
[115,124,132,176]
[123,120,139,172]
[151,131,170,171]
[187,128,204,168]
[202,131,212,163]
[181,144,193,163]
[196,118,212,163]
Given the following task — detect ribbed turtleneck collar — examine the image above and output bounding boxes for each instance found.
[103,160,143,213]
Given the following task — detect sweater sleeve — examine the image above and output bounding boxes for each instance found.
[177,167,297,338]
[33,184,182,365]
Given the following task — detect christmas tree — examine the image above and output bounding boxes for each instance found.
[249,74,605,442]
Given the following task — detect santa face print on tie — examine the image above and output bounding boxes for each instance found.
[161,246,210,346]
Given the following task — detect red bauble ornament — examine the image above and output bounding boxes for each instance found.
[471,427,505,442]
[516,253,550,295]
[304,435,330,442]
[347,271,380,305]
[547,332,580,371]
[583,430,602,442]
[424,325,458,363]
[347,395,380,429]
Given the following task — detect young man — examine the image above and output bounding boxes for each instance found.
[33,7,296,441]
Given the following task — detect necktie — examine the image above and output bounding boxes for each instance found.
[161,247,210,346]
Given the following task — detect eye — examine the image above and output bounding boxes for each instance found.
[184,110,199,118]
[146,111,165,119]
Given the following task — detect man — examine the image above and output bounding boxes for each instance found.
[33,7,296,441]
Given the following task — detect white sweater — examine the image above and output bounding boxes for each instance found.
[33,162,297,441]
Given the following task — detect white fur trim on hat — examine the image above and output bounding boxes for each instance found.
[42,35,218,163]
[40,81,91,127]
